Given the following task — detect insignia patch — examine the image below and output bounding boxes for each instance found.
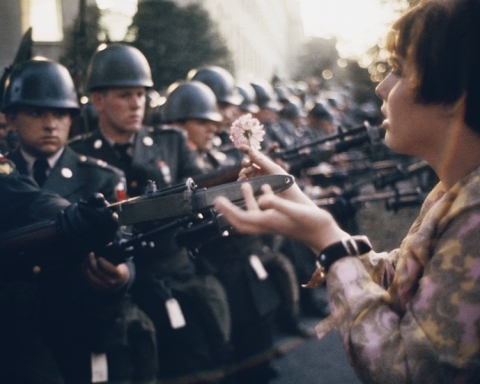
[115,180,127,202]
[0,156,15,176]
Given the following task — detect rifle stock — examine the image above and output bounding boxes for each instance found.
[0,220,59,256]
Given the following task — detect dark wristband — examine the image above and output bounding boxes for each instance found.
[316,235,372,273]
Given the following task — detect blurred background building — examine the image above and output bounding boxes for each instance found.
[0,0,304,84]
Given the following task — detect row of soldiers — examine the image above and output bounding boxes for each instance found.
[0,42,383,384]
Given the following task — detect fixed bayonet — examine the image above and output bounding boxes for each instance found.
[112,174,295,225]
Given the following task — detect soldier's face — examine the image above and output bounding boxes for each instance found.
[7,107,71,157]
[218,103,240,129]
[94,87,146,135]
[181,119,218,151]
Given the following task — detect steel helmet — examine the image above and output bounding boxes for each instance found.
[186,65,242,106]
[279,100,304,120]
[274,86,291,103]
[307,102,333,122]
[2,59,80,116]
[237,83,259,113]
[87,43,153,91]
[161,81,222,123]
[250,80,281,111]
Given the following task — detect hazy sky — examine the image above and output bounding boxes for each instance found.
[299,0,404,59]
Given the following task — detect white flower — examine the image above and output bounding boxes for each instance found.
[229,114,265,150]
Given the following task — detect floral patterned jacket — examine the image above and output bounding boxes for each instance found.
[316,167,480,383]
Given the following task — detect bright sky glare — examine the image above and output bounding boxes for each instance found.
[299,0,405,59]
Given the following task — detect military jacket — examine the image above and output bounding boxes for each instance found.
[9,146,124,204]
[0,157,69,232]
[69,125,202,197]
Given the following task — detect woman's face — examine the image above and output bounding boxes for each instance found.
[375,61,449,161]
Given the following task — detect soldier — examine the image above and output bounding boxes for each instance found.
[2,58,158,383]
[186,65,244,165]
[4,59,125,204]
[70,43,229,382]
[250,80,297,151]
[0,156,121,384]
[162,80,284,382]
[162,81,224,172]
[305,101,336,140]
[237,83,260,116]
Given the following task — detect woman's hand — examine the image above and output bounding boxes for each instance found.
[215,182,348,255]
[238,144,288,180]
[238,144,317,206]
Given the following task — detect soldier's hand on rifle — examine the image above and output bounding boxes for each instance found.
[56,193,119,255]
[83,252,130,291]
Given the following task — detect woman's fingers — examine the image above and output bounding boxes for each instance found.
[215,196,263,234]
[241,183,260,211]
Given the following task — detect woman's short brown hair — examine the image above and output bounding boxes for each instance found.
[387,0,480,132]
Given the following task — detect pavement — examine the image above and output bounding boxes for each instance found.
[270,317,362,384]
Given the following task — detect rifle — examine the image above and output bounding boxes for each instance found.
[305,158,430,219]
[312,187,425,213]
[0,28,33,107]
[270,121,384,162]
[0,174,294,263]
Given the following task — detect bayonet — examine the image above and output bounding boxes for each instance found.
[111,174,294,225]
[0,28,33,106]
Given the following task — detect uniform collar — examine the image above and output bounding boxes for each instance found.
[21,147,64,176]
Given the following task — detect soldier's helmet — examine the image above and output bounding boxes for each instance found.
[2,59,81,116]
[306,101,333,122]
[87,43,153,92]
[274,86,291,104]
[161,81,222,123]
[237,83,259,114]
[279,99,304,121]
[250,80,281,111]
[186,65,242,106]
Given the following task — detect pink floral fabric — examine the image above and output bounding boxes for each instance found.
[316,167,480,383]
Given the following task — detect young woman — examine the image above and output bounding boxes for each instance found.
[215,0,480,382]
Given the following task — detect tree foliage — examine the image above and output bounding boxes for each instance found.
[293,37,377,104]
[294,37,340,80]
[127,0,233,91]
[59,5,107,95]
[60,0,232,93]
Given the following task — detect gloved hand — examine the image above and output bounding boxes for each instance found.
[56,193,119,254]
